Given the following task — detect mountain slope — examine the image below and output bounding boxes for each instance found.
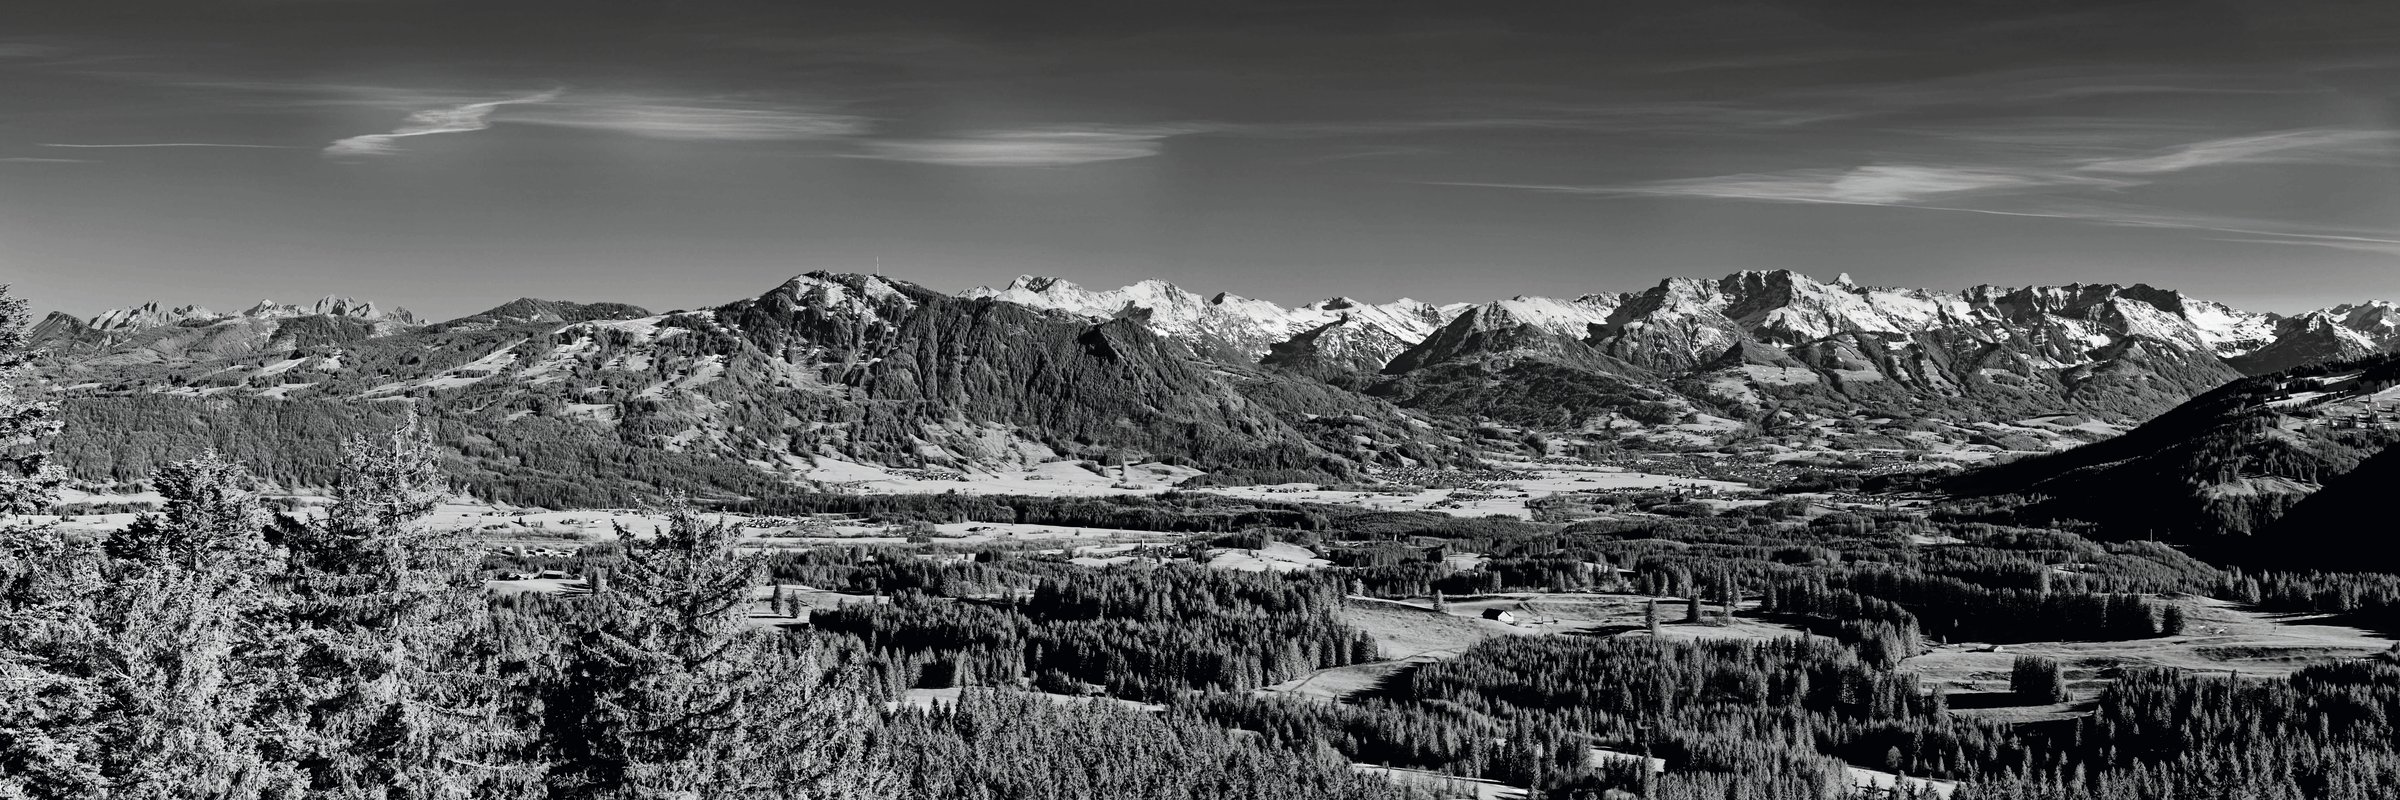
[2263,442,2400,570]
[1949,353,2400,539]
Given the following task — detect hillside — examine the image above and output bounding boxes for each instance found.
[2263,442,2400,571]
[1949,353,2400,540]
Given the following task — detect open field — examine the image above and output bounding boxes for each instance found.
[891,686,1165,714]
[1904,596,2395,690]
[1352,765,1528,800]
[1903,596,2396,722]
[1200,459,1754,519]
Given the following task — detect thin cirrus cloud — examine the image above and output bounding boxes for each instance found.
[1622,165,2134,205]
[41,142,295,149]
[2078,128,2398,174]
[855,127,1196,167]
[320,88,867,157]
[502,98,868,141]
[1439,127,2400,254]
[324,89,564,157]
[1583,127,2397,207]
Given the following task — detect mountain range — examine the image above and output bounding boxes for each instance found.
[26,269,2400,506]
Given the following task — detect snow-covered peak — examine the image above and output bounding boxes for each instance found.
[2324,300,2400,346]
[770,272,919,316]
[1478,295,1618,336]
[961,275,1446,361]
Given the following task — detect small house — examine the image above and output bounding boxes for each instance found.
[1482,609,1520,624]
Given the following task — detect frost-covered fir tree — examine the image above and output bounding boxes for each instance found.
[0,284,108,799]
[91,452,299,798]
[264,415,527,798]
[0,285,61,518]
[539,504,889,799]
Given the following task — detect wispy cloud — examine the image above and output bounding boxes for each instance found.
[42,142,294,149]
[1619,165,2134,205]
[857,127,1194,167]
[503,97,867,141]
[323,89,562,158]
[2080,129,2397,174]
[1440,126,2400,255]
[0,43,70,59]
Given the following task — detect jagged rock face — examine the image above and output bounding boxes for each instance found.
[968,269,2391,425]
[960,275,1445,365]
[2228,311,2385,375]
[245,296,413,324]
[31,295,418,367]
[89,302,220,332]
[1547,271,2271,421]
[1382,297,1621,375]
[2327,301,2400,347]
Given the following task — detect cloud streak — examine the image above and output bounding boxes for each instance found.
[1620,165,2134,205]
[42,142,294,149]
[323,89,562,158]
[857,127,1193,167]
[503,98,867,141]
[1440,126,2400,255]
[2080,129,2398,174]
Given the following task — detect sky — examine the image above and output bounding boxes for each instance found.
[3,0,2399,321]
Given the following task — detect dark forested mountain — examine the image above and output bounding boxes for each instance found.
[2263,441,2400,571]
[422,298,654,333]
[1950,353,2400,543]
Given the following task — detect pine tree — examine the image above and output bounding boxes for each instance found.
[1645,599,1662,637]
[0,284,108,798]
[539,506,889,799]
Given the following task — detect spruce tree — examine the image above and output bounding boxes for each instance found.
[539,505,888,799]
[263,416,524,798]
[0,284,107,798]
[90,452,298,797]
